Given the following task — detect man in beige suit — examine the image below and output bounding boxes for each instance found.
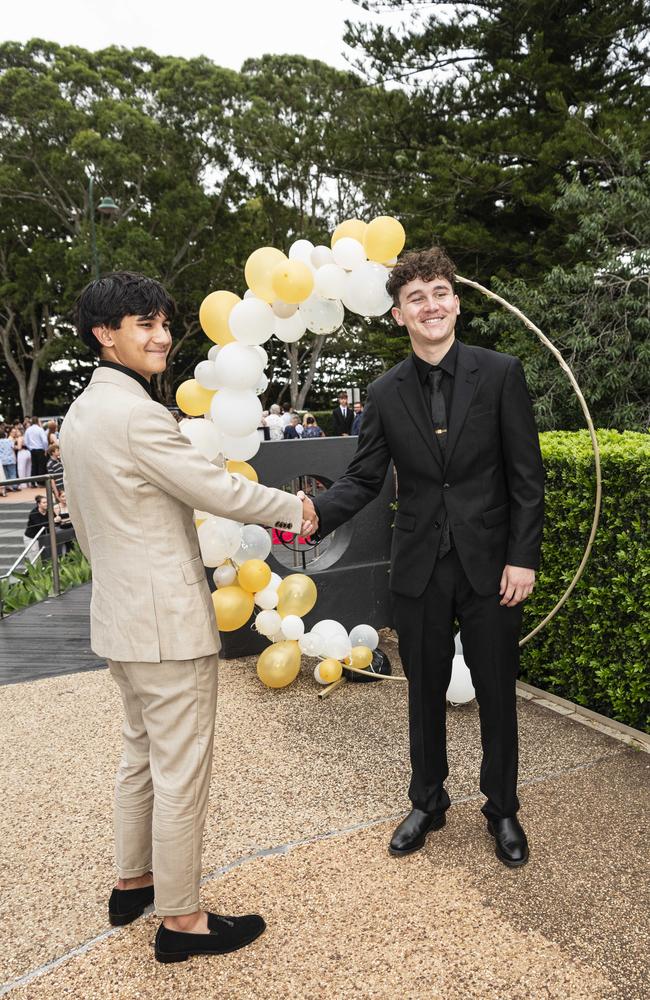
[60,271,314,963]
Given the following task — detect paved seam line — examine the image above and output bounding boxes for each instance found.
[0,747,625,996]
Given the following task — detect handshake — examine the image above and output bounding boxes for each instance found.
[297,490,319,538]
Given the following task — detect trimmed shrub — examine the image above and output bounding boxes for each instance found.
[0,543,91,615]
[311,411,335,436]
[520,431,649,732]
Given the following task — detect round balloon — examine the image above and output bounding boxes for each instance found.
[228,298,275,346]
[318,658,343,683]
[213,563,237,588]
[447,654,476,705]
[363,216,406,263]
[236,523,273,563]
[257,640,301,688]
[348,624,379,651]
[299,631,321,656]
[274,311,307,344]
[212,586,254,632]
[207,344,221,362]
[346,645,373,670]
[332,237,367,271]
[220,431,261,462]
[213,342,265,390]
[271,260,314,304]
[277,574,318,618]
[176,379,215,416]
[272,299,298,319]
[178,418,223,461]
[210,389,262,438]
[199,290,239,346]
[298,295,344,335]
[226,460,258,482]
[194,360,221,390]
[314,263,347,300]
[280,615,305,640]
[255,373,269,396]
[238,558,272,594]
[197,517,242,566]
[344,262,392,317]
[255,585,279,610]
[288,239,315,264]
[255,609,282,637]
[331,218,367,247]
[322,633,352,661]
[311,245,334,269]
[245,247,287,303]
[312,619,348,638]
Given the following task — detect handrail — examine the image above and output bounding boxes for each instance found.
[0,474,62,614]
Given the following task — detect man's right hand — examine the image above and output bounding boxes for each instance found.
[297,490,319,537]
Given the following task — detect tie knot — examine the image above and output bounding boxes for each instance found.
[428,368,443,389]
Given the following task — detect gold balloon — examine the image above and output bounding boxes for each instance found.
[271,260,314,304]
[238,559,272,594]
[346,645,373,670]
[363,216,406,263]
[276,573,317,618]
[245,247,287,303]
[176,379,216,416]
[226,460,258,482]
[319,658,343,683]
[331,218,367,247]
[199,290,239,345]
[257,640,301,688]
[212,586,254,632]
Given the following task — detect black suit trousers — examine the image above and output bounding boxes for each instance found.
[392,548,523,819]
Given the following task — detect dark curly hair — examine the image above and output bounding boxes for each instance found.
[75,271,176,355]
[386,247,456,306]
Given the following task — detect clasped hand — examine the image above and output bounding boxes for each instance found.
[297,490,319,537]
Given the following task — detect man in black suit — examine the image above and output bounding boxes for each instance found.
[301,247,544,868]
[331,392,354,436]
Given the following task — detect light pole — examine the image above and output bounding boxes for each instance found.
[88,175,119,278]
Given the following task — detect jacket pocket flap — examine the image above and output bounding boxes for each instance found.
[182,556,205,585]
[394,511,415,532]
[482,502,510,528]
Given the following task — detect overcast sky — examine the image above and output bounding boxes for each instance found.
[2,0,401,72]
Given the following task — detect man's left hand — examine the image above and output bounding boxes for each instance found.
[499,565,535,606]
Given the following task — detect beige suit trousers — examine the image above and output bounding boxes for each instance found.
[108,655,219,915]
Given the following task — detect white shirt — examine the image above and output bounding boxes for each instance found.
[265,413,284,441]
[281,412,293,428]
[24,425,48,450]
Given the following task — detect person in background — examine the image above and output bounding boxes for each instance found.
[331,391,354,436]
[24,417,49,484]
[351,401,364,436]
[14,424,31,488]
[302,415,325,439]
[47,419,59,447]
[280,402,293,430]
[0,428,18,490]
[264,403,284,441]
[46,444,65,500]
[283,415,303,439]
[24,494,49,547]
[54,488,73,529]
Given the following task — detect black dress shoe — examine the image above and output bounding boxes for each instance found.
[108,884,155,926]
[487,816,529,868]
[388,808,446,856]
[155,911,266,963]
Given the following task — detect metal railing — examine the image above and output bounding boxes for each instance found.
[0,474,62,616]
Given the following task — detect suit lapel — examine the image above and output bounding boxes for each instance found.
[396,355,443,470]
[444,341,478,470]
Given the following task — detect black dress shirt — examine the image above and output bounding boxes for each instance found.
[411,339,458,418]
[97,361,153,397]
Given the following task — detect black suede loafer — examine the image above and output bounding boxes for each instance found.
[388,808,446,856]
[487,816,529,868]
[108,884,155,926]
[155,911,266,963]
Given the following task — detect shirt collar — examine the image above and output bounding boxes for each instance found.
[412,339,458,385]
[97,361,153,397]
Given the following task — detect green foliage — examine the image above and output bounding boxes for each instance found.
[0,543,91,615]
[520,431,649,732]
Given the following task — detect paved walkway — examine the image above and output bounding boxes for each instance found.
[1,610,648,999]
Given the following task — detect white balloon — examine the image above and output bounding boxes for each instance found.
[348,624,379,651]
[194,359,221,390]
[270,572,283,589]
[272,299,298,319]
[332,236,366,271]
[446,654,476,705]
[220,430,261,461]
[179,418,223,461]
[280,615,305,640]
[244,289,256,299]
[255,609,282,637]
[313,662,328,685]
[274,311,307,344]
[299,631,321,657]
[252,345,269,367]
[314,263,347,300]
[298,295,344,335]
[344,262,392,317]
[254,373,269,396]
[268,631,285,643]
[322,633,352,661]
[289,239,315,263]
[311,245,334,269]
[229,298,275,346]
[197,517,242,567]
[312,619,348,638]
[207,344,221,362]
[213,564,237,588]
[235,523,273,563]
[255,586,279,610]
[213,342,264,391]
[210,388,262,437]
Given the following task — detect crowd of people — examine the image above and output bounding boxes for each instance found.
[0,416,62,495]
[260,393,364,442]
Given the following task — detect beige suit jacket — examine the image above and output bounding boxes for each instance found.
[59,367,302,663]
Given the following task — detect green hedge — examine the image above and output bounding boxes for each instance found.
[0,543,91,615]
[520,430,648,732]
[310,411,335,436]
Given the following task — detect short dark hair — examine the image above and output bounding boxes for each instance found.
[386,246,456,306]
[47,443,59,456]
[306,416,315,425]
[75,271,176,355]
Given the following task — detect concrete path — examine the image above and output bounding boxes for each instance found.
[1,632,648,999]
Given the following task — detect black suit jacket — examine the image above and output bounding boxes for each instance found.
[315,341,545,598]
[331,406,354,436]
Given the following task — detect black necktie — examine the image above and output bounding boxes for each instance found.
[426,368,452,558]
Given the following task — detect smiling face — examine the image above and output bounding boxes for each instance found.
[391,276,460,362]
[92,312,172,380]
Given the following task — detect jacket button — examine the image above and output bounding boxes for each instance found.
[434,520,440,529]
[443,483,450,489]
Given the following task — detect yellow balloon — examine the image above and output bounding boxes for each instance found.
[346,645,373,670]
[331,218,367,247]
[176,379,216,416]
[238,559,272,594]
[319,658,343,683]
[199,290,239,345]
[257,640,301,688]
[276,573,318,618]
[226,460,258,482]
[363,216,406,263]
[245,247,287,303]
[271,260,314,304]
[212,586,254,632]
